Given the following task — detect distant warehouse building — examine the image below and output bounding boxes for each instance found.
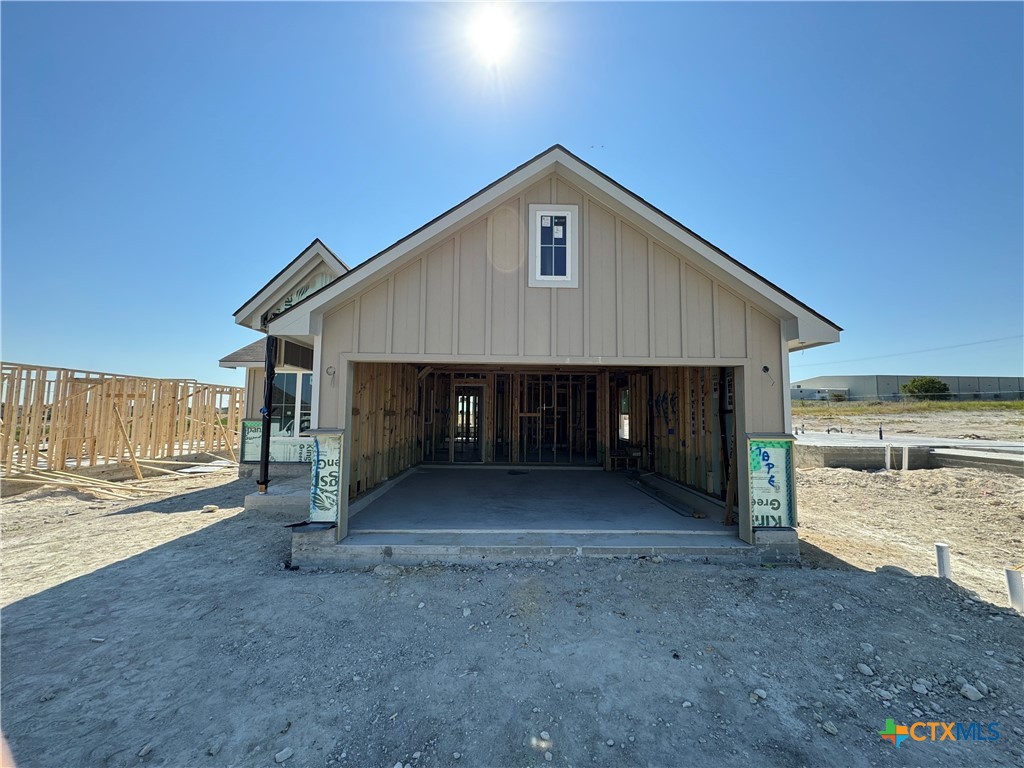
[792,375,1024,402]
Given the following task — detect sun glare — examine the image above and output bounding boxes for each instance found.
[466,3,519,69]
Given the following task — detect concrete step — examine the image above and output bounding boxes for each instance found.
[292,527,759,568]
[244,481,309,514]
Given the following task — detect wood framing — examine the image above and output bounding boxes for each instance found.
[0,363,243,474]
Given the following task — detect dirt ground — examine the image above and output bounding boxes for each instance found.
[792,405,1024,441]
[798,466,1024,608]
[2,410,1023,767]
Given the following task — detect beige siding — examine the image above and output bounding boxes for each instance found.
[245,368,264,420]
[424,242,454,354]
[329,303,355,354]
[620,223,650,357]
[587,201,617,356]
[717,286,747,358]
[457,219,487,355]
[358,281,388,354]
[685,265,715,358]
[490,202,520,355]
[316,172,783,385]
[652,244,682,358]
[392,262,421,354]
[748,307,784,432]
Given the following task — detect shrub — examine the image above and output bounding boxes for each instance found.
[900,376,951,401]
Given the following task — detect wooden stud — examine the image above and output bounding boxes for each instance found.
[112,404,143,481]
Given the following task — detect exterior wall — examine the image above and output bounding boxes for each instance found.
[747,308,784,433]
[318,171,787,433]
[245,368,264,420]
[792,375,1024,401]
[320,173,765,366]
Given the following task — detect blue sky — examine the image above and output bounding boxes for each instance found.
[2,1,1022,387]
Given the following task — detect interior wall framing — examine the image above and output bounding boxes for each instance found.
[340,362,738,515]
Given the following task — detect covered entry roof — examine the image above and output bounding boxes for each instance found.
[266,145,841,350]
[234,238,349,331]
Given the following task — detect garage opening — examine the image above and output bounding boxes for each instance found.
[347,363,737,516]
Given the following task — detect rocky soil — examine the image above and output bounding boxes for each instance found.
[797,466,1024,608]
[2,467,1023,767]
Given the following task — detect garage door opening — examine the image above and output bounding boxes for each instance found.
[349,364,738,520]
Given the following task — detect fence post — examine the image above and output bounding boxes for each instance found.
[935,543,952,579]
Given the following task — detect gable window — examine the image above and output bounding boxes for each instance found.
[528,204,579,288]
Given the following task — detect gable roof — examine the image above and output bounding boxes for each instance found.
[266,145,841,347]
[233,237,349,330]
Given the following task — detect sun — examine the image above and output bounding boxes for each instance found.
[466,3,519,69]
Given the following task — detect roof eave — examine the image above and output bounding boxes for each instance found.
[232,237,348,324]
[268,144,840,338]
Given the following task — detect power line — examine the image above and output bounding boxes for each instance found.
[791,334,1024,368]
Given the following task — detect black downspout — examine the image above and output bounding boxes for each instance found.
[256,335,278,493]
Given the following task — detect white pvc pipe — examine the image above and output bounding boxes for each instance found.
[902,446,910,470]
[885,444,892,470]
[1006,569,1024,613]
[936,543,952,579]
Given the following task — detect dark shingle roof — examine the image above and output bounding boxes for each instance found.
[219,339,266,367]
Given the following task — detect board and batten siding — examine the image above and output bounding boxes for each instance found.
[318,172,785,424]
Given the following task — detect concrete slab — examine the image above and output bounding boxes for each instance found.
[796,431,1023,453]
[348,467,728,534]
[795,435,1024,475]
[295,530,757,569]
[930,448,1024,477]
[291,467,767,568]
[244,479,308,514]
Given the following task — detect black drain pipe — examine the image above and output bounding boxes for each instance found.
[256,335,278,493]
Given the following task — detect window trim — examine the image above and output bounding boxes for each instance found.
[528,204,579,288]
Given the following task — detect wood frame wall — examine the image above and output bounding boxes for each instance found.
[348,362,420,498]
[1,362,243,474]
[340,362,734,512]
[649,366,736,501]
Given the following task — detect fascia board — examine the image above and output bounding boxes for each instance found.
[267,306,313,337]
[234,243,346,326]
[560,157,834,332]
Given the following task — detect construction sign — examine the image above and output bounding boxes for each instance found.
[747,435,796,528]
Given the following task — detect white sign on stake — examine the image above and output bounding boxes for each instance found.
[747,435,796,528]
[306,429,345,524]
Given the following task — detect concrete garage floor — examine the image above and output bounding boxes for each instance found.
[293,467,755,567]
[351,467,729,534]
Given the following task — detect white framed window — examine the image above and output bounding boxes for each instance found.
[528,204,579,288]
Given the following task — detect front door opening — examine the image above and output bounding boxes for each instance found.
[419,369,598,466]
[453,385,483,463]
